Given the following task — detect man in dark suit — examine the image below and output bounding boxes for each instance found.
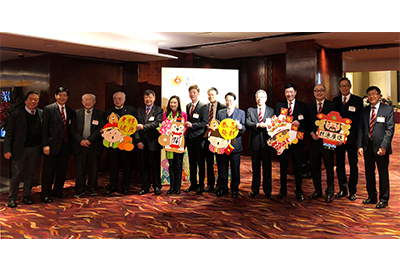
[357,86,395,209]
[245,89,274,199]
[307,84,336,203]
[215,92,246,198]
[71,93,104,197]
[104,91,136,195]
[184,84,208,195]
[4,91,42,207]
[41,87,74,203]
[275,83,309,202]
[134,89,163,196]
[204,87,226,193]
[333,77,363,201]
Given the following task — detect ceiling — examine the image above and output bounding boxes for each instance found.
[1,32,399,67]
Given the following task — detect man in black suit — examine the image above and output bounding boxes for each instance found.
[275,83,309,202]
[204,87,226,193]
[104,91,136,195]
[4,91,42,207]
[357,86,395,209]
[71,93,104,197]
[134,89,163,196]
[184,84,208,195]
[245,89,275,199]
[333,77,363,201]
[307,84,336,203]
[41,87,74,203]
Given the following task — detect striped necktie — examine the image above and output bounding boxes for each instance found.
[343,96,347,105]
[258,107,263,123]
[318,102,322,113]
[190,104,194,118]
[61,106,68,142]
[288,102,292,116]
[208,104,214,123]
[369,106,376,139]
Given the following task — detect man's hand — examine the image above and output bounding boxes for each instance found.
[257,123,266,128]
[310,132,318,140]
[185,122,192,128]
[358,148,364,157]
[4,152,12,159]
[136,124,144,131]
[80,140,90,147]
[377,147,386,156]
[292,120,300,127]
[43,146,50,155]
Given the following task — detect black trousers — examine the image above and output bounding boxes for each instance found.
[335,143,359,195]
[217,151,241,192]
[204,140,217,188]
[108,148,132,190]
[74,147,100,193]
[310,142,335,196]
[41,141,70,199]
[250,146,272,196]
[186,138,205,188]
[278,141,304,196]
[364,140,390,202]
[138,146,161,191]
[168,152,183,191]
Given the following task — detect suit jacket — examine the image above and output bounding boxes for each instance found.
[357,102,395,154]
[42,102,74,155]
[245,105,274,151]
[307,99,336,147]
[275,99,310,134]
[71,108,105,156]
[186,101,208,141]
[105,105,136,137]
[216,107,246,153]
[133,105,163,151]
[207,102,227,120]
[333,94,363,145]
[3,106,43,160]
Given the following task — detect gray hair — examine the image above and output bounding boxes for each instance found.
[82,93,96,100]
[113,91,126,100]
[255,89,267,98]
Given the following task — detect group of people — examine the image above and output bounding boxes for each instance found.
[4,77,395,210]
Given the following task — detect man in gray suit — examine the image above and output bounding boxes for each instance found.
[71,93,104,197]
[245,89,275,199]
[357,86,395,209]
[4,91,42,207]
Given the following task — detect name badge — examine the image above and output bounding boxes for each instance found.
[298,114,304,120]
[148,116,155,121]
[193,113,199,119]
[92,120,99,125]
[348,106,356,112]
[377,116,385,123]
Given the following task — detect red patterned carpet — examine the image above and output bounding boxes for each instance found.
[1,124,400,240]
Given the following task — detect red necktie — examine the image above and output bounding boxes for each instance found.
[288,102,292,116]
[190,104,194,118]
[208,104,214,123]
[146,107,150,114]
[61,106,68,142]
[258,107,263,123]
[31,110,35,115]
[369,106,376,139]
[343,96,347,105]
[86,110,91,114]
[318,102,322,113]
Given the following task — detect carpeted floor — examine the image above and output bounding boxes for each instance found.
[1,124,399,239]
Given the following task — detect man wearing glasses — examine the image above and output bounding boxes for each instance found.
[332,77,363,201]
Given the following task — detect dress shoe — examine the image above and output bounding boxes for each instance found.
[214,186,220,194]
[22,196,33,205]
[167,188,175,194]
[121,188,129,195]
[105,188,118,195]
[335,190,348,198]
[74,191,85,198]
[184,186,197,193]
[309,192,323,200]
[154,187,162,195]
[296,194,304,202]
[276,193,287,199]
[249,191,259,198]
[265,194,273,199]
[362,198,377,204]
[175,189,181,195]
[138,189,149,195]
[89,189,97,196]
[8,199,17,208]
[326,195,333,203]
[204,186,214,193]
[53,193,66,198]
[42,196,53,203]
[349,194,357,201]
[231,191,238,198]
[195,187,204,195]
[216,189,228,197]
[376,201,388,209]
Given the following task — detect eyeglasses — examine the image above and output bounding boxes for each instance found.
[313,90,326,93]
[339,84,351,88]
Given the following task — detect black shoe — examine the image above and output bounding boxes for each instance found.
[89,189,98,196]
[175,189,181,195]
[216,189,228,197]
[231,191,238,198]
[277,193,287,199]
[362,198,377,204]
[309,192,323,200]
[335,190,348,198]
[121,188,129,195]
[53,193,66,198]
[204,186,214,193]
[8,199,17,208]
[74,191,85,198]
[296,194,304,202]
[195,187,204,195]
[167,188,175,194]
[184,186,197,193]
[376,201,388,209]
[326,195,334,203]
[105,188,118,195]
[22,196,33,205]
[154,187,162,195]
[265,194,273,199]
[138,189,149,195]
[42,196,53,203]
[349,194,357,201]
[249,191,259,198]
[214,186,220,194]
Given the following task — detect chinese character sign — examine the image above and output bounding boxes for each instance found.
[315,111,352,149]
[205,119,235,155]
[158,116,186,153]
[101,113,137,151]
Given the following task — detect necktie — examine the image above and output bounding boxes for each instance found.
[258,107,263,123]
[61,106,68,142]
[146,107,150,114]
[343,96,347,105]
[228,110,232,117]
[190,104,194,118]
[31,110,35,115]
[288,102,292,116]
[318,102,322,113]
[369,106,376,139]
[208,104,214,123]
[86,110,91,114]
